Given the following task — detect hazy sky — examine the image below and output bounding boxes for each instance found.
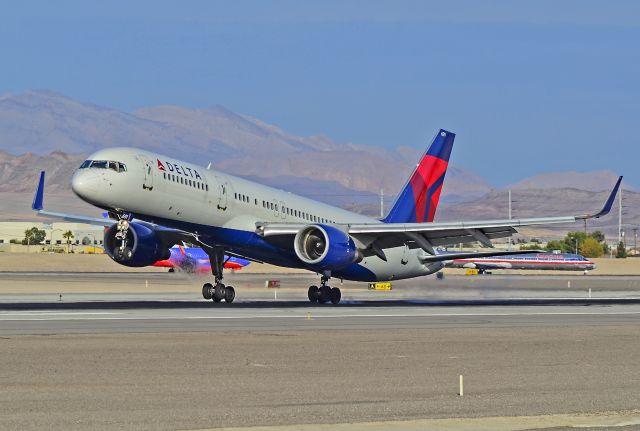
[1,0,638,187]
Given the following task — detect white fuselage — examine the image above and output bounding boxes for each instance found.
[71,147,442,281]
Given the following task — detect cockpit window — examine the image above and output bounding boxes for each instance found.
[91,161,109,169]
[78,160,127,172]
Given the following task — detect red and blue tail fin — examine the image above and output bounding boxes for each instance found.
[382,129,455,224]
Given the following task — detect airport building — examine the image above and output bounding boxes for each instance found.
[0,222,104,252]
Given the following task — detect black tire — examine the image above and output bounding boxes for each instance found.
[113,247,132,262]
[202,283,213,300]
[224,285,235,303]
[330,287,341,304]
[168,268,175,273]
[213,283,226,302]
[308,285,319,303]
[318,285,331,304]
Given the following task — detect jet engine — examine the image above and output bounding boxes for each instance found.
[104,222,171,267]
[294,224,361,270]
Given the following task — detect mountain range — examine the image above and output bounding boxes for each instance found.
[0,90,635,241]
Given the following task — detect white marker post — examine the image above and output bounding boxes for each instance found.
[459,375,464,396]
[589,288,592,299]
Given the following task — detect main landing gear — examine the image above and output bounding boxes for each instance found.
[202,248,235,304]
[307,273,341,305]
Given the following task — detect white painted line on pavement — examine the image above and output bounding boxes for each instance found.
[1,310,640,321]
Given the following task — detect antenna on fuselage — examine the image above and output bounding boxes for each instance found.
[206,162,212,170]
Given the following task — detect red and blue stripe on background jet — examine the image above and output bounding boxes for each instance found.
[153,245,250,273]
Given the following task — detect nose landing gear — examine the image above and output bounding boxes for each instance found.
[112,215,133,261]
[308,273,341,305]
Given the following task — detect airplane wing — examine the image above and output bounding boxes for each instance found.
[258,176,622,259]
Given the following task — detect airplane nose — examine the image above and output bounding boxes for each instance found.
[71,170,100,199]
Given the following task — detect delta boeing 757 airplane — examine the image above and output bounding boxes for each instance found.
[32,129,621,304]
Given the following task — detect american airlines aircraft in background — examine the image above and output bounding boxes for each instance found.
[446,252,595,273]
[152,245,249,274]
[32,129,621,304]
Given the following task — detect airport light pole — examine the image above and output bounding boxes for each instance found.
[49,228,62,251]
[618,183,623,245]
[508,189,512,250]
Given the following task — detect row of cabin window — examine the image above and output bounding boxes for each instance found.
[260,200,334,224]
[233,192,335,224]
[163,172,209,191]
[234,192,251,203]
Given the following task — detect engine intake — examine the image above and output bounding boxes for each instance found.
[294,224,360,270]
[104,222,171,267]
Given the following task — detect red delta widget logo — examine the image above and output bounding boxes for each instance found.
[157,159,203,180]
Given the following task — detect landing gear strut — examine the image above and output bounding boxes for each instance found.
[308,273,341,305]
[112,214,132,261]
[202,247,235,304]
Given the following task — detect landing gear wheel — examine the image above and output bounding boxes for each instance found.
[308,285,319,303]
[330,287,341,304]
[213,283,226,303]
[224,285,235,303]
[113,247,133,262]
[202,283,213,300]
[318,285,331,304]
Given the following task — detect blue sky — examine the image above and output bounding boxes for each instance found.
[1,0,638,187]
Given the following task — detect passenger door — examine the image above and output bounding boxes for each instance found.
[142,157,154,190]
[280,200,287,220]
[216,176,229,210]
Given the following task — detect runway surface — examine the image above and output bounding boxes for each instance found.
[2,303,640,335]
[1,272,640,430]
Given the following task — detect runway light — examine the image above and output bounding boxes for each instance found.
[307,312,312,320]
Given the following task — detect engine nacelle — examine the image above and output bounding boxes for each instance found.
[294,224,360,270]
[104,222,171,267]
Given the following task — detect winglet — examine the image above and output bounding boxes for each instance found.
[32,171,45,211]
[582,175,623,219]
